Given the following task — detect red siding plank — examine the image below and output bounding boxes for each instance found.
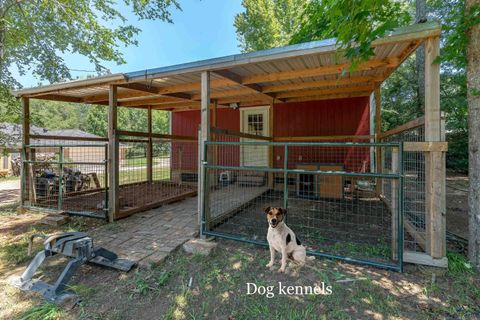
[172,97,370,172]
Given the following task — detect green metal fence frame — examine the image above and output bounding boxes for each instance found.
[201,140,404,272]
[21,144,109,220]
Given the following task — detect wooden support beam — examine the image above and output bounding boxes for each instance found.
[21,97,29,148]
[403,141,448,152]
[155,78,235,95]
[273,134,373,141]
[108,85,120,222]
[117,82,159,94]
[118,96,184,107]
[191,88,252,100]
[284,91,372,103]
[381,116,425,139]
[116,190,197,220]
[21,97,30,206]
[210,127,272,141]
[275,85,375,99]
[30,134,108,142]
[90,88,194,106]
[214,69,284,102]
[404,220,426,250]
[425,37,441,141]
[147,106,153,183]
[268,100,275,189]
[403,251,448,268]
[242,58,399,84]
[264,75,383,93]
[216,95,271,105]
[116,130,197,141]
[199,71,211,235]
[212,100,218,175]
[33,94,83,103]
[375,87,382,195]
[162,92,193,100]
[424,36,445,259]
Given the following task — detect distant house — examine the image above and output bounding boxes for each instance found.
[0,123,126,173]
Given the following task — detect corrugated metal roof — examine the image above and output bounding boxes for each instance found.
[12,22,441,111]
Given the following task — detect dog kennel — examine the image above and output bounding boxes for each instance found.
[15,22,447,269]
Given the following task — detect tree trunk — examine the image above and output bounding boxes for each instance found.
[415,0,426,115]
[466,0,480,269]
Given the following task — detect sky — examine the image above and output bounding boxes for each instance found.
[16,0,244,88]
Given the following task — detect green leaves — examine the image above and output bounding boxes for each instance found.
[291,0,411,64]
[1,0,181,90]
[234,0,308,52]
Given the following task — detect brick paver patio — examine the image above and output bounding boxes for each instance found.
[90,196,198,268]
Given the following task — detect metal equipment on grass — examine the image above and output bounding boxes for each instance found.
[9,232,136,304]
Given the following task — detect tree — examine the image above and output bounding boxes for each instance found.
[0,0,181,94]
[290,0,410,65]
[0,0,180,146]
[293,0,480,267]
[234,0,307,52]
[465,0,480,269]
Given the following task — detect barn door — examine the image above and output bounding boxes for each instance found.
[240,107,269,167]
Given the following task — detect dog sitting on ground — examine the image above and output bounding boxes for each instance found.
[264,206,313,272]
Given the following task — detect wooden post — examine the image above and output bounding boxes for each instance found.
[212,99,218,170]
[108,85,120,222]
[147,106,153,183]
[268,99,275,189]
[374,87,383,196]
[20,97,30,206]
[199,71,211,236]
[424,36,445,259]
[391,147,399,260]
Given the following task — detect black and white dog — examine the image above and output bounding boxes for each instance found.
[264,206,313,272]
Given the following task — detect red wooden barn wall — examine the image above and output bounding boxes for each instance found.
[171,97,370,172]
[171,108,240,170]
[273,97,370,171]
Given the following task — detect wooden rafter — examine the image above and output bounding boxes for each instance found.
[242,58,399,84]
[117,82,159,94]
[34,94,83,103]
[284,91,371,103]
[213,69,284,102]
[262,75,384,93]
[275,85,375,99]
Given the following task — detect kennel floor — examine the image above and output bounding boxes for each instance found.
[210,190,395,264]
[31,181,196,218]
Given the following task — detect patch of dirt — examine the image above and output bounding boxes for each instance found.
[49,240,480,319]
[0,172,476,319]
[446,170,469,240]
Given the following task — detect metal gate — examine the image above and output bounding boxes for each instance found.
[201,140,404,271]
[21,143,109,219]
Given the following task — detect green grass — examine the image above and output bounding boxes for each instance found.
[122,156,169,167]
[18,303,65,320]
[0,202,19,216]
[447,251,475,275]
[2,238,480,319]
[96,167,170,185]
[0,175,20,182]
[0,234,43,265]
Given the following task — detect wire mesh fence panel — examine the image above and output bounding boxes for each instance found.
[383,124,426,253]
[203,140,403,271]
[22,143,108,219]
[117,138,197,214]
[119,141,148,185]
